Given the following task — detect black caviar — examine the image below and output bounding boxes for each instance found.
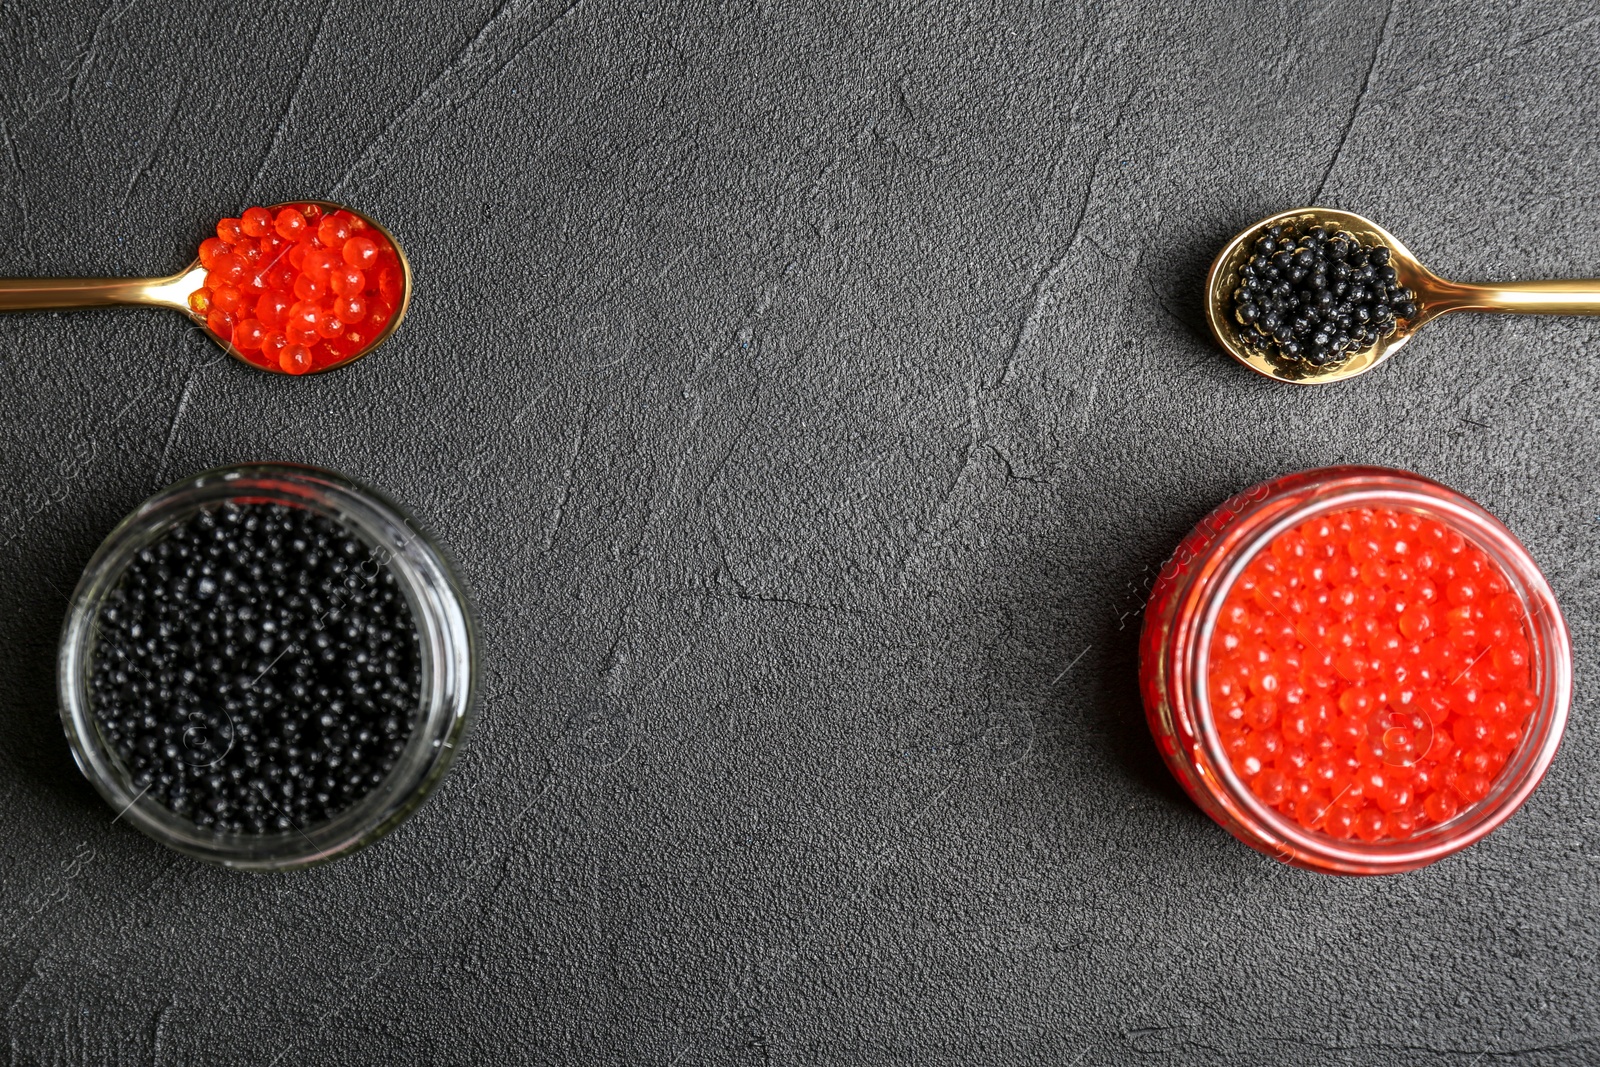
[89,502,420,835]
[1232,223,1417,367]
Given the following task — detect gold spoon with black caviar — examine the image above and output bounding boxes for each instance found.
[1208,207,1600,385]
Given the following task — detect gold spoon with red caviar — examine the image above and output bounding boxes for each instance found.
[1208,207,1600,385]
[0,201,411,375]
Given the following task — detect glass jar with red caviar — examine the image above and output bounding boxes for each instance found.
[1139,466,1571,875]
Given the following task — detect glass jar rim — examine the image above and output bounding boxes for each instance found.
[57,462,476,870]
[1175,467,1570,873]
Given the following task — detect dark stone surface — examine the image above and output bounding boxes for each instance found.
[1,0,1598,1062]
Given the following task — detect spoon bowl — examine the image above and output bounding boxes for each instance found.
[0,201,411,374]
[1207,207,1600,385]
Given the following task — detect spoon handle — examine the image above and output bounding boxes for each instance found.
[1431,278,1600,316]
[0,266,205,315]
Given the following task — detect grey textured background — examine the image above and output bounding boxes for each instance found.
[1,0,1597,1063]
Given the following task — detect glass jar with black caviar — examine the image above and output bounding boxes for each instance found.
[1140,466,1570,875]
[58,463,475,870]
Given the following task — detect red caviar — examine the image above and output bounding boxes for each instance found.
[1208,506,1535,843]
[1141,467,1570,874]
[196,203,401,374]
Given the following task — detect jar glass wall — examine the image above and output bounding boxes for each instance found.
[58,463,475,871]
